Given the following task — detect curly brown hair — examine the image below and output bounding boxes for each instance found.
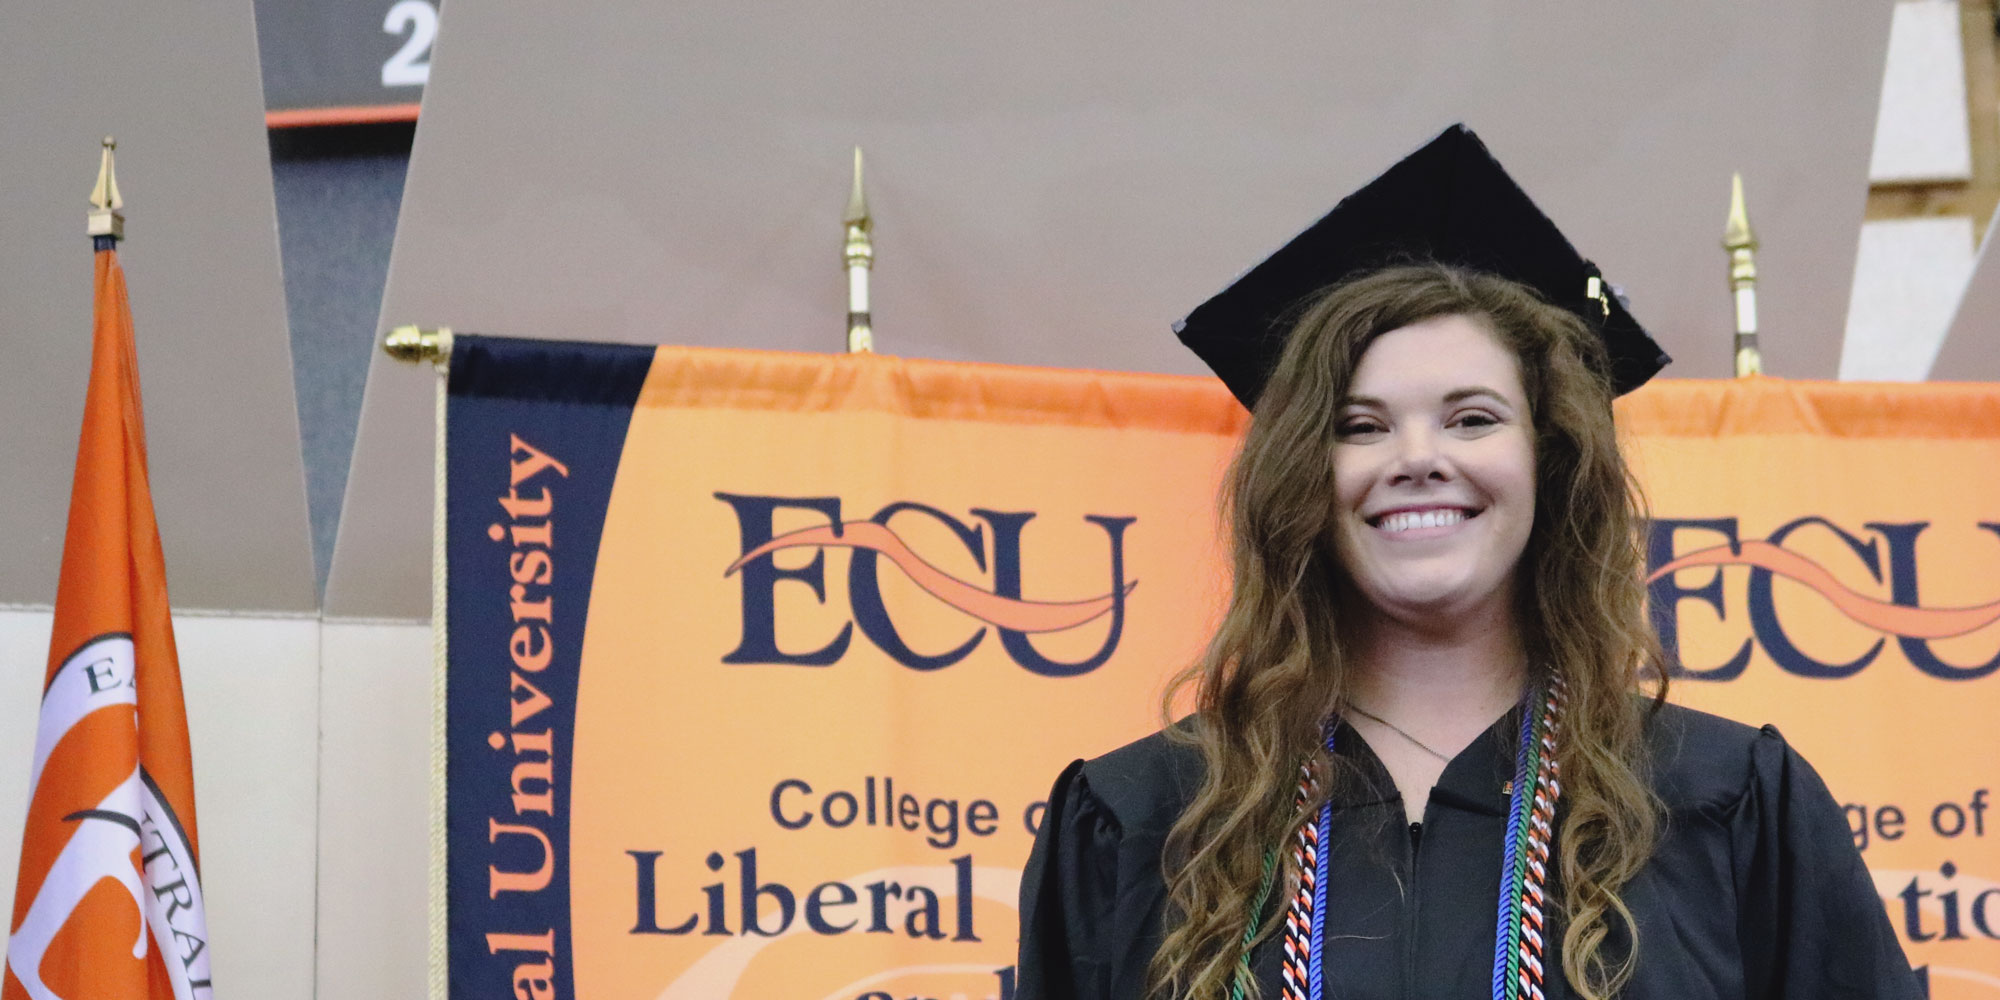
[1151,264,1666,1000]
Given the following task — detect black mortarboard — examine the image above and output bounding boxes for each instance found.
[1173,124,1670,405]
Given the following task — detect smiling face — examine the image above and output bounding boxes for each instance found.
[1330,313,1536,628]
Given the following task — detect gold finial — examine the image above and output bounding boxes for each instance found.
[843,146,875,353]
[1722,172,1761,377]
[1723,172,1757,254]
[844,146,870,232]
[383,325,454,368]
[88,137,125,240]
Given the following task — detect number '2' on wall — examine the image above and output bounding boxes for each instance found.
[382,0,437,87]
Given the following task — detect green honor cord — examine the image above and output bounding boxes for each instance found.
[1229,845,1282,1000]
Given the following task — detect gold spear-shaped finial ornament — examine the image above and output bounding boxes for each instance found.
[843,145,875,353]
[1723,172,1761,377]
[89,136,125,241]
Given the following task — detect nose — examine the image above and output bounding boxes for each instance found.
[1387,425,1451,486]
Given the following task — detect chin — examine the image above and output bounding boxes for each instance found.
[1366,573,1506,619]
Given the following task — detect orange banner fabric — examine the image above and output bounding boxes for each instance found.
[567,348,1246,1000]
[1619,376,2000,999]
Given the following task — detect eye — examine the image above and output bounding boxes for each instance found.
[1335,417,1387,440]
[1450,410,1502,431]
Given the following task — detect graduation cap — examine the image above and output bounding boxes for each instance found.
[1174,124,1670,405]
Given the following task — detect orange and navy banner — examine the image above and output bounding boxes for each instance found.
[1618,380,2000,1000]
[444,336,1245,1000]
[5,242,210,1000]
[443,335,1999,999]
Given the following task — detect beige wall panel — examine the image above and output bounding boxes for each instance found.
[1869,0,1973,184]
[0,611,50,946]
[328,3,1890,617]
[1842,217,1976,380]
[315,621,434,1000]
[0,0,316,611]
[1935,225,2000,378]
[0,610,319,999]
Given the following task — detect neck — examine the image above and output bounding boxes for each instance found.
[1346,598,1527,727]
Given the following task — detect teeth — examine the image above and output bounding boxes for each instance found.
[1378,509,1466,533]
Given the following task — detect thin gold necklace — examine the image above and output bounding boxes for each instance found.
[1345,704,1452,763]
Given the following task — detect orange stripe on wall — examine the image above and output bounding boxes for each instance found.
[265,103,420,129]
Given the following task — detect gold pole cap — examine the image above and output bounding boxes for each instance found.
[384,326,454,367]
[1735,345,1763,378]
[843,145,875,271]
[88,137,125,240]
[843,146,870,230]
[1722,172,1757,252]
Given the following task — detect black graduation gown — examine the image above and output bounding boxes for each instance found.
[1017,702,1922,1000]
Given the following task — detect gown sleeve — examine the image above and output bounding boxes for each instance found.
[1018,759,1128,1000]
[1733,726,1923,1000]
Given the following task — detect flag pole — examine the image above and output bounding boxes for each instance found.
[1723,172,1762,377]
[844,146,875,353]
[427,337,449,1000]
[383,324,453,1000]
[383,323,454,1000]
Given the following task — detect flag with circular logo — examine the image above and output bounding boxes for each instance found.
[5,242,210,1000]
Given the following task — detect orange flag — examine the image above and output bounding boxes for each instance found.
[4,241,210,1000]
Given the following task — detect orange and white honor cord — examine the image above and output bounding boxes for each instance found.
[1233,680,1567,1000]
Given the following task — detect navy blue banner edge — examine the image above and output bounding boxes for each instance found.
[445,333,654,1000]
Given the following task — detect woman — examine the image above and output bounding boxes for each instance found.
[1017,130,1919,1000]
